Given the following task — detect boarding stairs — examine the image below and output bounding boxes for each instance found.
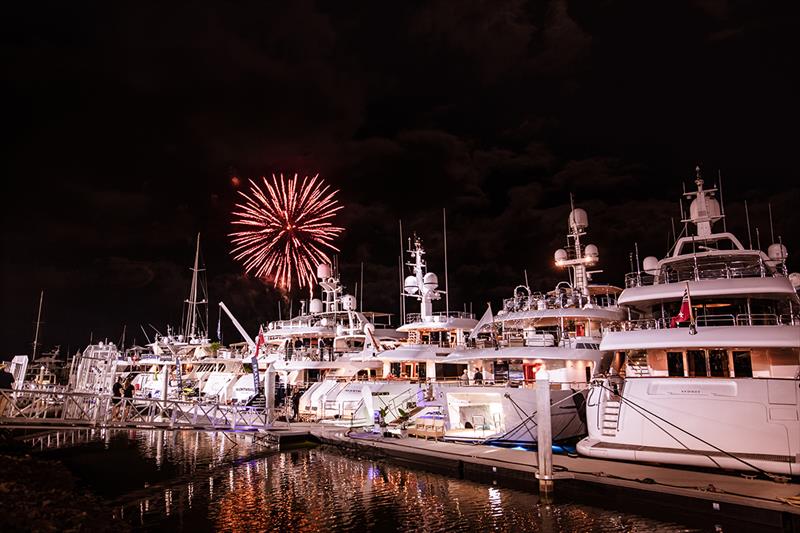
[601,398,621,437]
[625,352,651,377]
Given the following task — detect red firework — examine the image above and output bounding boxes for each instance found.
[230,173,344,292]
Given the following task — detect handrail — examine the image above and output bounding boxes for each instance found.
[624,258,782,288]
[605,312,797,332]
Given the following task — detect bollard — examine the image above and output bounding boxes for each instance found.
[535,369,554,497]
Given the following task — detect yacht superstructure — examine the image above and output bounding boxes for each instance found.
[436,205,624,443]
[578,168,800,475]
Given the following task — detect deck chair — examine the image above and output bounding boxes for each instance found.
[431,418,445,440]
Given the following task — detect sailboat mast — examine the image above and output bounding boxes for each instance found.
[185,233,201,339]
[32,289,44,360]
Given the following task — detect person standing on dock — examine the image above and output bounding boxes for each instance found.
[121,377,134,419]
[473,368,483,384]
[0,363,15,416]
[111,377,123,420]
[460,368,470,385]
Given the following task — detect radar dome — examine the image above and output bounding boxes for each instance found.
[404,275,418,294]
[341,294,357,311]
[689,198,721,221]
[584,244,599,258]
[642,256,659,274]
[316,264,332,279]
[569,208,588,230]
[554,249,568,262]
[423,272,439,290]
[309,298,323,314]
[789,272,800,289]
[768,243,788,262]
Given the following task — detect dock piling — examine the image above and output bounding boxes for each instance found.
[535,370,554,497]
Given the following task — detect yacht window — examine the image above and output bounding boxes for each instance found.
[687,350,707,377]
[585,366,592,383]
[667,352,684,377]
[732,351,753,377]
[390,362,401,377]
[709,349,729,377]
[418,363,427,380]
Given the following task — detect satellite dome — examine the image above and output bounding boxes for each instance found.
[320,318,329,327]
[423,272,439,290]
[341,294,357,311]
[569,208,588,230]
[404,275,418,294]
[309,298,323,314]
[768,243,788,262]
[554,249,568,262]
[642,256,659,274]
[789,272,800,289]
[316,264,332,279]
[689,198,722,221]
[584,244,599,258]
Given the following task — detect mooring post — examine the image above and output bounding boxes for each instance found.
[265,363,275,428]
[535,369,554,497]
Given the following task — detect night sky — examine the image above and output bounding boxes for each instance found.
[3,1,799,358]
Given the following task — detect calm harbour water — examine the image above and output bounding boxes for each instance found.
[35,430,701,532]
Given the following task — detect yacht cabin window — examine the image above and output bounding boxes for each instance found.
[667,352,684,377]
[687,350,707,377]
[732,351,753,377]
[708,349,729,377]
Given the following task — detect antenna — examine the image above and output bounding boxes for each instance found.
[399,220,405,321]
[32,289,44,360]
[768,202,775,243]
[443,208,450,315]
[671,217,677,246]
[398,254,404,321]
[634,242,641,275]
[744,200,753,249]
[718,170,727,232]
[140,325,152,344]
[756,227,762,251]
[277,300,281,321]
[360,261,364,311]
[524,269,530,289]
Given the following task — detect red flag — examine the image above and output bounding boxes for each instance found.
[254,326,266,357]
[670,285,692,328]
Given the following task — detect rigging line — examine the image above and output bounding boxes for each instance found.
[598,383,770,477]
[603,387,723,470]
[486,389,584,444]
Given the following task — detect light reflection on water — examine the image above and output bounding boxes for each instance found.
[41,430,698,532]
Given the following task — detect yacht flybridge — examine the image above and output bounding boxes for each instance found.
[578,168,800,475]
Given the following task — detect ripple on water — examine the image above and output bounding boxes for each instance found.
[44,430,700,532]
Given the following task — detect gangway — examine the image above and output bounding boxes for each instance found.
[0,389,273,432]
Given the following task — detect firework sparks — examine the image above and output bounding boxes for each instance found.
[230,173,344,292]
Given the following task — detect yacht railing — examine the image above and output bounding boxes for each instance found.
[405,311,475,324]
[604,313,797,331]
[624,258,776,288]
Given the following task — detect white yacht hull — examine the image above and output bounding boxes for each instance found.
[579,377,800,475]
[435,384,588,444]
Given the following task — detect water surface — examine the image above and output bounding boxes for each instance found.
[38,430,701,532]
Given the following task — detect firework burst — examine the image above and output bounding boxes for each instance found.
[230,173,344,292]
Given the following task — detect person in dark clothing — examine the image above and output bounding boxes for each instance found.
[0,364,14,389]
[111,377,123,419]
[121,377,134,418]
[291,386,302,422]
[473,368,483,384]
[0,363,14,417]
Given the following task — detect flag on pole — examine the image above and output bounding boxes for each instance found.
[670,283,693,328]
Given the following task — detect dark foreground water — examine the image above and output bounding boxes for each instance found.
[34,430,700,532]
